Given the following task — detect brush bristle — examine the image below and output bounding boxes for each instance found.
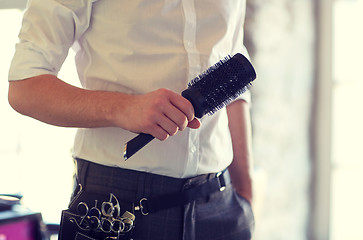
[187,53,256,116]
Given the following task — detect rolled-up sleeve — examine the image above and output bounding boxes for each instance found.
[8,0,95,81]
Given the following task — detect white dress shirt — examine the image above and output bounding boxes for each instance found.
[9,0,250,178]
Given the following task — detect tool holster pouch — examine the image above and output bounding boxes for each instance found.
[58,185,135,240]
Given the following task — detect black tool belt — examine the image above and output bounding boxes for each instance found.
[59,163,230,240]
[134,170,230,215]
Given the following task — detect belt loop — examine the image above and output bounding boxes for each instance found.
[134,172,154,215]
[76,158,90,187]
[216,171,226,192]
[135,171,147,201]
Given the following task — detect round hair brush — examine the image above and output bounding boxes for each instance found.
[123,53,256,160]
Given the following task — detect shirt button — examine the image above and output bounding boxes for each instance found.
[190,145,197,153]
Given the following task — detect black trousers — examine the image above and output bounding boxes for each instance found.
[61,158,254,240]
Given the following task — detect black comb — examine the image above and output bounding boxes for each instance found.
[123,53,256,160]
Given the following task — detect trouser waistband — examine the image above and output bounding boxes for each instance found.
[75,158,231,214]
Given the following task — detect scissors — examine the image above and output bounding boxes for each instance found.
[101,194,125,233]
[74,194,132,235]
[74,201,91,231]
[101,193,121,219]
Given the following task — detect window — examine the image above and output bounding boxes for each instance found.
[331,0,363,239]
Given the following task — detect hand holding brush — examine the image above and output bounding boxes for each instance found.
[123,53,256,160]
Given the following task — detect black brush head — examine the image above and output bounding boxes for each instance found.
[181,53,256,118]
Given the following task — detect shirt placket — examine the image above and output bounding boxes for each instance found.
[182,0,200,177]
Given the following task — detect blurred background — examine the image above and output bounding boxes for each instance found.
[0,0,362,239]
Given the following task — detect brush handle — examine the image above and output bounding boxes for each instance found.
[123,133,155,160]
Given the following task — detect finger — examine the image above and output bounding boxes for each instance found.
[169,93,195,122]
[150,125,170,141]
[162,104,189,131]
[158,114,180,136]
[187,118,201,129]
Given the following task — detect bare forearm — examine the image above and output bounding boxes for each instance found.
[227,99,253,203]
[8,74,199,140]
[8,74,125,128]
